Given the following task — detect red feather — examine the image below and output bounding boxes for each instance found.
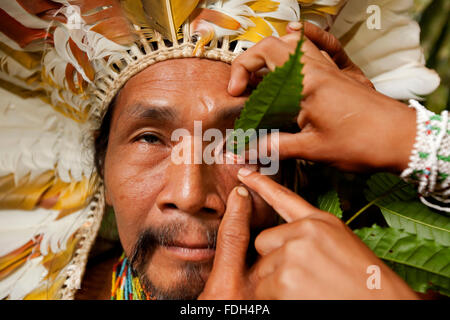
[17,0,66,23]
[0,8,52,49]
[68,0,136,45]
[68,38,95,82]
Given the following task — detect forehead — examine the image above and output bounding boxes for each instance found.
[112,58,247,127]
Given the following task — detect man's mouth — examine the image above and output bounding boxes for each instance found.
[163,241,215,262]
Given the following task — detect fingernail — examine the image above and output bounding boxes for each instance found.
[236,186,249,197]
[288,21,303,31]
[228,79,234,93]
[238,168,253,178]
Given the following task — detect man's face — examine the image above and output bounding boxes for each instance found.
[103,58,278,299]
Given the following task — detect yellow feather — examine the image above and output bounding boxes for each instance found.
[0,239,36,281]
[52,175,99,212]
[0,172,97,211]
[304,4,343,15]
[0,42,41,70]
[42,236,79,278]
[235,16,273,43]
[120,0,151,28]
[0,172,54,210]
[264,17,290,37]
[141,0,200,41]
[40,95,90,123]
[24,276,66,300]
[0,78,45,99]
[248,0,280,12]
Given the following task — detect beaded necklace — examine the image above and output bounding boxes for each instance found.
[111,253,153,300]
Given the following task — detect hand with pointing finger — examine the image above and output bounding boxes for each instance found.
[198,169,419,299]
[250,168,417,299]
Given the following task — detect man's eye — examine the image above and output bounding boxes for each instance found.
[138,133,161,144]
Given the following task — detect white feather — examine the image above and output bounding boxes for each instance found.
[43,50,68,89]
[371,63,440,100]
[330,0,439,99]
[0,88,95,183]
[0,256,47,300]
[256,0,300,21]
[311,0,342,5]
[205,0,256,31]
[0,206,87,256]
[70,28,129,62]
[53,27,93,84]
[0,1,50,29]
[0,51,39,79]
[303,13,330,29]
[0,32,25,51]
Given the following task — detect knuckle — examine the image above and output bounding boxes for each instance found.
[283,240,298,257]
[298,219,325,239]
[276,266,297,290]
[279,240,302,263]
[259,36,278,49]
[331,217,347,231]
[220,228,249,245]
[219,222,250,249]
[233,53,246,64]
[254,230,269,253]
[272,185,294,200]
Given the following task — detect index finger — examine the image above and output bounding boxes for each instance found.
[236,168,317,222]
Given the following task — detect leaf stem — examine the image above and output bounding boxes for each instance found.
[345,181,410,225]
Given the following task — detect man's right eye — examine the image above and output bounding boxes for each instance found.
[137,133,162,144]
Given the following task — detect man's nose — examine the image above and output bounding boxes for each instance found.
[156,162,225,216]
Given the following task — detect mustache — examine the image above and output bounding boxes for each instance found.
[129,222,218,272]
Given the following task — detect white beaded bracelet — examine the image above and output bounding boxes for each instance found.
[401,100,450,212]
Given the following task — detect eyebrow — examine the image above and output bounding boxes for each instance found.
[118,102,244,126]
[215,105,244,123]
[120,103,179,124]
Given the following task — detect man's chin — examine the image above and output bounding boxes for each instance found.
[140,258,213,300]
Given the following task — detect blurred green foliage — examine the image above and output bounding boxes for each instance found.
[415,0,450,113]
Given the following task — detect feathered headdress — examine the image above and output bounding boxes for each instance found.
[0,0,440,300]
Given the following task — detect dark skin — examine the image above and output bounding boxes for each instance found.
[103,58,279,299]
[77,23,419,299]
[228,22,416,173]
[198,22,418,299]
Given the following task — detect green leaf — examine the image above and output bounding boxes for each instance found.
[229,36,304,153]
[364,173,417,206]
[317,189,343,219]
[379,201,450,247]
[355,225,450,296]
[365,173,450,245]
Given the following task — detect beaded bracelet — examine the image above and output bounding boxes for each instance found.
[400,100,450,210]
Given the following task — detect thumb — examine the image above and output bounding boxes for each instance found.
[200,186,252,298]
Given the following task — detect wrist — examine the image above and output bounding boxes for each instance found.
[389,103,418,174]
[400,100,450,196]
[368,98,417,174]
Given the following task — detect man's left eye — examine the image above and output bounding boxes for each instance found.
[138,133,162,144]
